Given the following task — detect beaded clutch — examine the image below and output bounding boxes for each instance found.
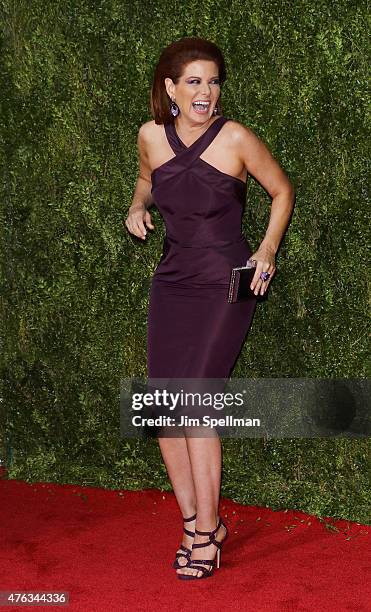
[227,259,257,303]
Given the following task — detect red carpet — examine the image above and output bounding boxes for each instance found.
[0,476,369,612]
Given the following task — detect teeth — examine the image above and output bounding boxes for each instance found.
[193,101,210,107]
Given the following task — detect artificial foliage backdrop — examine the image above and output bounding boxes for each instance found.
[1,0,369,522]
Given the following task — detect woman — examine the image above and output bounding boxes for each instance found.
[125,37,295,579]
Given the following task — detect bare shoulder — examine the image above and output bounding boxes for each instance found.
[224,119,277,169]
[137,120,167,175]
[138,120,164,146]
[225,119,294,196]
[224,119,264,148]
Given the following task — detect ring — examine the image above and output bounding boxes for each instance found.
[260,271,270,281]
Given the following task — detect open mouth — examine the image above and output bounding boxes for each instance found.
[192,101,211,114]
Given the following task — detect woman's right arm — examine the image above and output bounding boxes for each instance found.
[125,125,155,240]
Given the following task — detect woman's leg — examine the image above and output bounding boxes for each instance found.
[158,433,197,564]
[176,431,227,577]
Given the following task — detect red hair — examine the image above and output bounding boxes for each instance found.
[150,37,227,124]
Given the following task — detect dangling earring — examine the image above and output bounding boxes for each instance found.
[170,97,180,117]
[213,101,221,116]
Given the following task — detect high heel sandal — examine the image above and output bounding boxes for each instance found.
[172,512,197,569]
[177,516,229,580]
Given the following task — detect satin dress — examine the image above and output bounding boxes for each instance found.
[147,116,258,380]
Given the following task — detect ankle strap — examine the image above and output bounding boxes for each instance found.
[195,516,222,537]
[183,526,195,537]
[183,513,197,522]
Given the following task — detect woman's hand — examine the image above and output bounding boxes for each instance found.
[125,203,155,240]
[249,244,276,296]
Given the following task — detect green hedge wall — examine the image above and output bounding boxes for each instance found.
[1,0,369,523]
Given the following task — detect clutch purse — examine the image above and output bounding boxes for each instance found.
[227,259,257,303]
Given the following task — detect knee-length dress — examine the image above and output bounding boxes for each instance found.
[147,116,258,379]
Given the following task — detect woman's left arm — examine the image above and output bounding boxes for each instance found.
[235,124,295,296]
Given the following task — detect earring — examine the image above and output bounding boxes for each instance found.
[213,102,221,116]
[170,98,180,117]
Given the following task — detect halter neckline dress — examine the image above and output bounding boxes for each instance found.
[147,116,258,378]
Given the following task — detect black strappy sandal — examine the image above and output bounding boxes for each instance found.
[177,516,229,580]
[172,512,197,569]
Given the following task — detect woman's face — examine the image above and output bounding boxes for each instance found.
[165,60,221,123]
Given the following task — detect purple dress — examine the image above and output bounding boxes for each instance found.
[147,116,258,378]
